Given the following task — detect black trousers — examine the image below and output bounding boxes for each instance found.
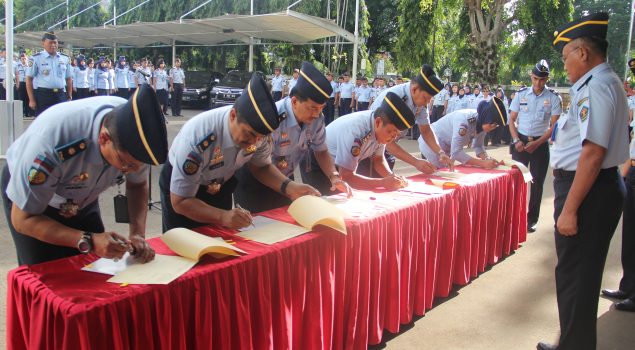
[339,98,352,116]
[357,101,369,111]
[430,105,445,123]
[17,82,34,116]
[511,134,550,225]
[171,83,184,116]
[325,97,335,125]
[272,91,282,102]
[34,88,66,116]
[115,88,130,100]
[1,165,104,265]
[159,163,237,232]
[619,166,635,296]
[553,167,624,350]
[97,89,109,96]
[0,79,5,100]
[156,89,169,114]
[74,88,90,100]
[233,166,292,214]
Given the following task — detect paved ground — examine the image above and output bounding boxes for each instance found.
[1,109,634,349]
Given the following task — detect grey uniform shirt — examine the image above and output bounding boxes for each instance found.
[573,62,629,169]
[432,89,450,106]
[271,97,328,177]
[6,97,149,214]
[271,75,285,92]
[169,67,185,84]
[370,82,429,126]
[168,105,272,198]
[26,50,71,89]
[510,86,562,137]
[550,107,582,171]
[325,111,384,172]
[419,109,485,165]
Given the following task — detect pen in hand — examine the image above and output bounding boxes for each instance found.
[236,204,255,228]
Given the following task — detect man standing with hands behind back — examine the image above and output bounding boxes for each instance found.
[538,12,629,350]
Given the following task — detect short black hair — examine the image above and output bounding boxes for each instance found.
[577,36,608,58]
[289,87,311,102]
[374,106,394,127]
[102,111,123,150]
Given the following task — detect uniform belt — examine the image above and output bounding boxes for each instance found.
[553,166,618,180]
[519,133,543,142]
[38,87,63,93]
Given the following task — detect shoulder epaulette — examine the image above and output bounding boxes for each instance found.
[517,87,528,93]
[548,88,560,96]
[577,75,593,92]
[55,138,88,162]
[59,52,69,57]
[31,52,42,57]
[196,133,216,153]
[467,116,477,124]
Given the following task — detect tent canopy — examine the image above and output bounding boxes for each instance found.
[13,10,354,48]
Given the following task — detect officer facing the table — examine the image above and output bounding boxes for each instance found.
[509,59,562,233]
[419,98,506,169]
[234,62,351,213]
[1,84,168,266]
[361,64,450,175]
[537,12,629,350]
[160,74,320,231]
[302,92,415,193]
[26,31,73,116]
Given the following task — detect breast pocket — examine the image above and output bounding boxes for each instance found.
[57,64,66,77]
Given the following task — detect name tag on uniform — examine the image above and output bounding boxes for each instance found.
[209,161,224,170]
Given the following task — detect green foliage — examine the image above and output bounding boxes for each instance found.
[574,0,632,79]
[394,0,434,73]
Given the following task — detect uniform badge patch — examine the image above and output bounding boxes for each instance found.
[351,145,361,157]
[28,60,34,67]
[577,97,589,107]
[458,127,467,136]
[28,167,47,185]
[182,159,199,175]
[579,106,589,122]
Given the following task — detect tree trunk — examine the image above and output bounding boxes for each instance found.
[465,0,511,84]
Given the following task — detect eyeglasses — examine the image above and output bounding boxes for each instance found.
[113,147,142,173]
[561,46,581,63]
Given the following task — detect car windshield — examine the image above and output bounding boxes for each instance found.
[221,72,251,85]
[187,72,212,88]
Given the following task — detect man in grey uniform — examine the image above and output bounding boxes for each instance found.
[509,59,562,232]
[538,12,629,350]
[270,67,285,102]
[234,62,351,213]
[160,74,320,231]
[601,57,635,312]
[419,98,506,169]
[26,32,73,116]
[359,64,450,176]
[1,84,168,265]
[303,92,415,192]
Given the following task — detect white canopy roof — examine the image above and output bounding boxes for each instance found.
[13,10,354,48]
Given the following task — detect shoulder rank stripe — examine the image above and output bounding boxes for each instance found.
[577,75,593,91]
[196,133,216,153]
[33,155,55,173]
[55,139,88,162]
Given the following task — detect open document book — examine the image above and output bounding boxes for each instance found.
[82,228,246,285]
[236,195,348,245]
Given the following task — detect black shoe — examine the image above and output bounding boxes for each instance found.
[536,342,558,350]
[528,222,537,233]
[602,289,629,299]
[615,298,635,312]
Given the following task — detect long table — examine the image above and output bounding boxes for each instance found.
[6,167,527,349]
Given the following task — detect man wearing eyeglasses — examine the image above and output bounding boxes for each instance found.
[538,12,629,350]
[508,60,562,233]
[1,84,168,265]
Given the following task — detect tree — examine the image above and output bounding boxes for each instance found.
[394,0,434,73]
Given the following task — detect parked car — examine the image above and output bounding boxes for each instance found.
[210,70,260,109]
[181,71,224,109]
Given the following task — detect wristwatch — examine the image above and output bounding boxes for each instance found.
[512,138,520,144]
[77,232,92,254]
[329,171,341,182]
[438,149,447,156]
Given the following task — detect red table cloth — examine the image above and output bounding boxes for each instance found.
[6,167,527,350]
